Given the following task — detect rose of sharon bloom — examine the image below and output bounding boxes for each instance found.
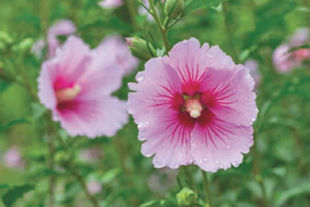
[273,28,310,73]
[47,19,76,57]
[97,35,139,75]
[128,38,258,172]
[38,36,128,138]
[87,181,102,195]
[98,0,123,9]
[244,59,261,88]
[4,147,24,169]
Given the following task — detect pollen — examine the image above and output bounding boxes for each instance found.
[55,84,81,103]
[185,99,203,118]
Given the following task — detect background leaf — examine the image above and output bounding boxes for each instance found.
[2,184,35,207]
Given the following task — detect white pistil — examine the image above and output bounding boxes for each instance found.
[55,84,81,103]
[185,99,203,118]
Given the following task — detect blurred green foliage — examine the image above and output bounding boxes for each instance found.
[0,0,309,206]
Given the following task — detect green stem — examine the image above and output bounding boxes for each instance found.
[125,0,138,28]
[70,164,100,207]
[201,170,213,207]
[148,0,171,52]
[252,145,268,206]
[113,137,131,175]
[55,135,100,207]
[183,166,197,192]
[19,59,38,101]
[222,1,238,61]
[40,0,49,32]
[46,118,56,207]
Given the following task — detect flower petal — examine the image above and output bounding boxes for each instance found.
[58,96,128,138]
[191,121,254,172]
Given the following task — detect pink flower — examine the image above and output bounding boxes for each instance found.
[79,147,102,162]
[128,38,258,172]
[4,147,24,169]
[47,19,76,57]
[38,36,128,138]
[244,59,261,88]
[87,181,102,195]
[273,28,310,73]
[97,35,139,75]
[98,0,123,9]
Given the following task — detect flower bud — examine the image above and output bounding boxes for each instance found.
[165,0,185,19]
[126,37,155,61]
[176,187,198,206]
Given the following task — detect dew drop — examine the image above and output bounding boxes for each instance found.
[203,158,208,162]
[135,72,145,82]
[233,160,241,166]
[138,121,149,129]
[214,161,219,165]
[226,145,231,150]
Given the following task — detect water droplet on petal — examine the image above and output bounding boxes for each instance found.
[135,72,144,82]
[214,161,219,165]
[226,145,231,150]
[138,121,149,129]
[203,158,208,162]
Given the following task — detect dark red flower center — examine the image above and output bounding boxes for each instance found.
[54,77,82,112]
[172,90,216,128]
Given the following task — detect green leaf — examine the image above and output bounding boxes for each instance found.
[101,168,120,184]
[31,103,46,120]
[79,17,133,34]
[0,81,10,94]
[274,180,310,206]
[0,184,10,191]
[2,184,35,207]
[247,0,297,46]
[185,0,227,14]
[0,118,29,133]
